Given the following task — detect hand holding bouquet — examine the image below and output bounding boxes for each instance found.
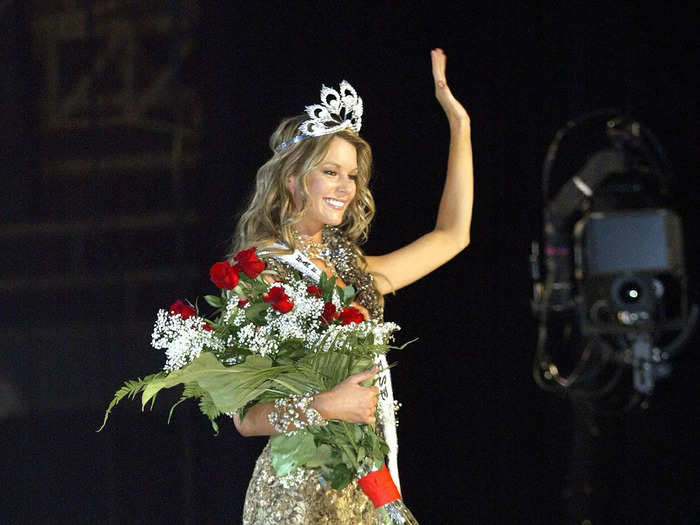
[100,249,413,498]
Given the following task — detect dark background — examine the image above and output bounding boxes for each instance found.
[2,2,699,524]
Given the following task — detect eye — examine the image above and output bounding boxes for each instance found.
[349,174,358,181]
[323,169,337,176]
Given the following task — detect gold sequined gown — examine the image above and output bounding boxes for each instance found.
[241,229,384,525]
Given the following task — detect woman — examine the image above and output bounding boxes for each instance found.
[231,49,473,524]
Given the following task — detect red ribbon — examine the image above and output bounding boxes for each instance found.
[357,464,401,508]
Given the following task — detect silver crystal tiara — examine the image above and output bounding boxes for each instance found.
[275,80,363,153]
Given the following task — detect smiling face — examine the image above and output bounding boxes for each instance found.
[287,136,358,239]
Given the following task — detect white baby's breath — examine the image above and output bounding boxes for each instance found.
[151,309,221,371]
[151,274,401,369]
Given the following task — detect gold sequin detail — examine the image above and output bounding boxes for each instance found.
[242,443,378,525]
[322,227,384,321]
[242,229,383,524]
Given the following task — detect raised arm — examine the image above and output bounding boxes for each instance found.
[365,49,473,294]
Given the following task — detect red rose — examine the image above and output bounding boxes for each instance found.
[339,306,365,325]
[169,300,197,319]
[263,286,294,313]
[275,297,294,314]
[237,300,248,307]
[263,286,286,304]
[209,261,240,289]
[307,285,322,298]
[320,302,338,324]
[203,323,213,331]
[234,247,265,278]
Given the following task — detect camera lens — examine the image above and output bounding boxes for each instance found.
[617,280,643,304]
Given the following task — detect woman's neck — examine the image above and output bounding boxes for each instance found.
[292,226,323,244]
[291,227,337,277]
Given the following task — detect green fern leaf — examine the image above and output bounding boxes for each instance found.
[97,372,165,431]
[198,390,222,434]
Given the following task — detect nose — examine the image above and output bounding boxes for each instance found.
[336,173,354,194]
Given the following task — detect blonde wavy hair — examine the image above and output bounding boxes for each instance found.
[229,115,375,263]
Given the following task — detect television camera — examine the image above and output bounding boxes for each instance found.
[531,111,697,404]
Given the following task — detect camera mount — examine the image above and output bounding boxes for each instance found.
[531,110,697,401]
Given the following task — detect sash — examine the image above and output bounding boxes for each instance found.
[272,248,401,492]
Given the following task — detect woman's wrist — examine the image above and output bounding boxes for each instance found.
[448,114,471,134]
[311,390,335,420]
[268,394,327,433]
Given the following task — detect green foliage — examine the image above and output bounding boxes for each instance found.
[204,294,225,308]
[298,350,374,390]
[304,443,332,468]
[100,352,299,432]
[167,382,223,433]
[306,421,380,490]
[273,339,309,365]
[244,301,269,324]
[103,265,412,490]
[98,372,165,431]
[327,461,354,490]
[270,432,317,476]
[341,285,355,307]
[318,272,337,304]
[318,271,356,307]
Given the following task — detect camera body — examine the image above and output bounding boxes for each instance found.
[574,209,687,334]
[531,112,697,397]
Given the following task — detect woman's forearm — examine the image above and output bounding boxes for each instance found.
[233,395,334,437]
[233,401,277,437]
[233,368,379,437]
[435,117,473,248]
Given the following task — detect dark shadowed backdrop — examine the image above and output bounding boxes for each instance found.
[1,2,698,524]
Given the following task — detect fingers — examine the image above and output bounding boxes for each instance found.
[333,366,381,424]
[348,365,378,384]
[366,386,379,423]
[429,48,469,122]
[363,398,378,424]
[355,375,380,424]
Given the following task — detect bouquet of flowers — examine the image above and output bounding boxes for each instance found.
[100,248,418,523]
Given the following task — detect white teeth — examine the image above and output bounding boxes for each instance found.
[325,198,344,207]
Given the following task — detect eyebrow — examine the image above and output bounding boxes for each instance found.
[322,161,358,172]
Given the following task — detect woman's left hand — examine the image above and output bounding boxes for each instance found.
[431,48,470,126]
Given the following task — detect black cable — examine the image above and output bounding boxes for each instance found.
[541,108,621,205]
